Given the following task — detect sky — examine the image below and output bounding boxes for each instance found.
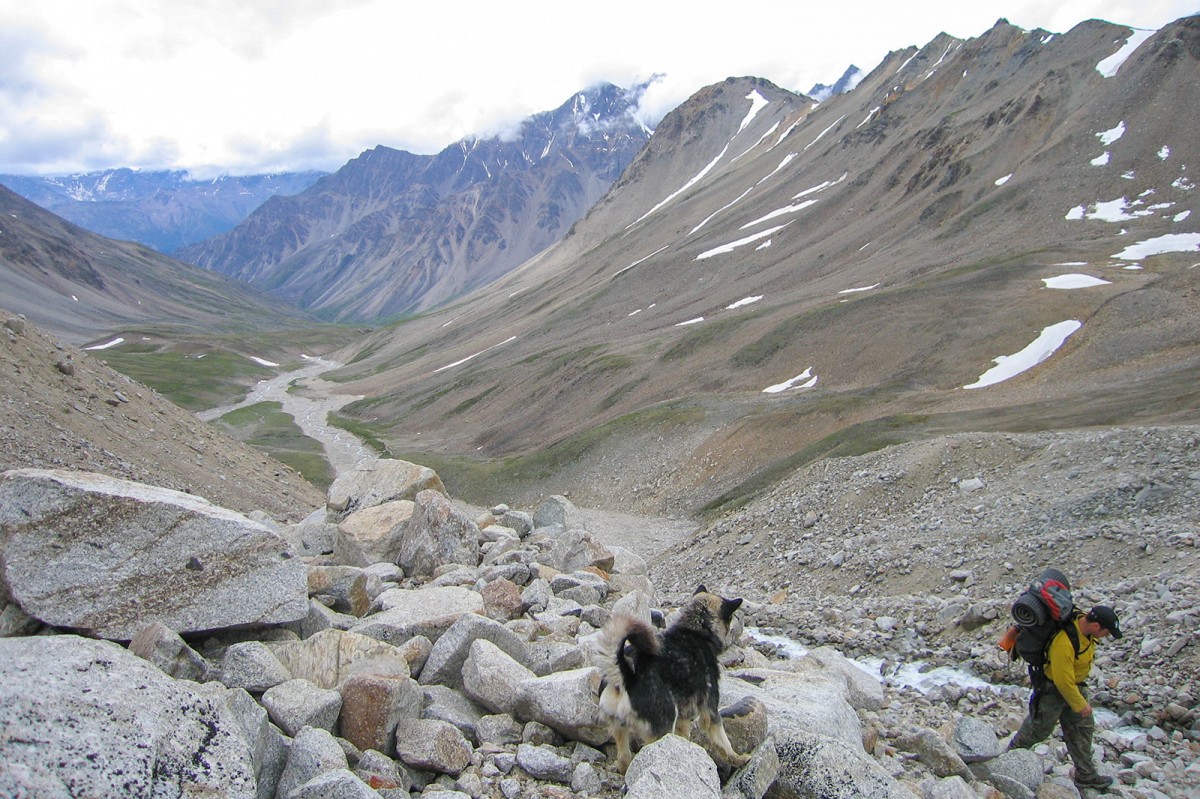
[1,0,1196,178]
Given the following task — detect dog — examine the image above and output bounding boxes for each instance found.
[594,585,749,773]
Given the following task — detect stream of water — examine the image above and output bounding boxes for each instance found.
[196,356,374,478]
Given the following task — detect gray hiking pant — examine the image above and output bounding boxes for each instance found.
[1009,684,1099,782]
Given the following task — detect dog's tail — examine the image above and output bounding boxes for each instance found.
[596,614,660,693]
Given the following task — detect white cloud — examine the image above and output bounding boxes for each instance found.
[1,0,1195,175]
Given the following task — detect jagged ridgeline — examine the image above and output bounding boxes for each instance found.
[176,84,652,321]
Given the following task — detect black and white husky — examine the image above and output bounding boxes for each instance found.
[594,586,749,772]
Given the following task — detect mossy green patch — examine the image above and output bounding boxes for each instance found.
[102,348,272,411]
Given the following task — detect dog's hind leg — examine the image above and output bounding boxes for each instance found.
[672,712,693,738]
[613,725,634,773]
[699,710,749,767]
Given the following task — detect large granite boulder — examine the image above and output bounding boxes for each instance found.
[397,490,481,577]
[0,468,306,639]
[0,635,256,798]
[327,459,446,516]
[336,500,415,567]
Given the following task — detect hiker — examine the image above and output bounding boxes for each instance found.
[1008,605,1123,792]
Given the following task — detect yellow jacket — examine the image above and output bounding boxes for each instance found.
[1046,616,1096,712]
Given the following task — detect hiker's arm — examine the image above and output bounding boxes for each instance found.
[1047,633,1088,713]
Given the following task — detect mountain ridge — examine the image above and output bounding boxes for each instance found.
[0,168,325,253]
[320,15,1200,515]
[0,184,316,343]
[177,83,653,321]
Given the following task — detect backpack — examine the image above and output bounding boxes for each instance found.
[998,568,1081,675]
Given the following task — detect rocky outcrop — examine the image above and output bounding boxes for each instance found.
[0,468,307,639]
[326,459,446,517]
[0,636,257,798]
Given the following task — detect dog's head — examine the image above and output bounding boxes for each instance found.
[691,584,744,642]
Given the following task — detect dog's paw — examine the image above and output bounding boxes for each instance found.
[728,752,751,768]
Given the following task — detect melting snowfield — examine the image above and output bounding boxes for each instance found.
[964,321,1082,390]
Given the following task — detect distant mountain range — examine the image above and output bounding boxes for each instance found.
[0,169,325,253]
[0,184,313,342]
[175,83,653,321]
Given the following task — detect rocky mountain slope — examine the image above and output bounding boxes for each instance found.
[323,16,1200,517]
[0,168,325,253]
[177,84,651,321]
[0,185,316,343]
[0,309,323,520]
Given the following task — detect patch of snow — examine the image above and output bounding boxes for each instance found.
[793,172,847,200]
[629,142,732,227]
[84,337,125,351]
[838,284,879,295]
[963,320,1082,389]
[737,90,770,135]
[696,223,793,260]
[1173,177,1195,191]
[1175,210,1192,223]
[691,186,757,235]
[628,309,642,317]
[1158,146,1171,160]
[690,153,801,235]
[1097,122,1126,146]
[857,107,881,129]
[1068,197,1162,223]
[1113,233,1200,260]
[250,356,279,368]
[995,174,1013,186]
[1042,274,1111,289]
[727,296,763,310]
[612,245,669,279]
[1096,29,1156,77]
[763,368,818,394]
[433,336,518,373]
[740,199,817,229]
[1091,152,1110,167]
[676,317,705,327]
[732,121,780,162]
[756,240,772,251]
[1121,171,1136,180]
[1053,262,1088,266]
[803,115,845,152]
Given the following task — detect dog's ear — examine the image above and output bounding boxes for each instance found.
[694,584,708,596]
[721,597,743,620]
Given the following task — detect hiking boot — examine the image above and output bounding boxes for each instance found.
[1074,774,1114,791]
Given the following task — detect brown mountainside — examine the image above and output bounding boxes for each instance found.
[0,311,323,520]
[0,185,315,344]
[326,17,1200,515]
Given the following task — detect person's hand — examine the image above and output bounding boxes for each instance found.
[1079,704,1094,718]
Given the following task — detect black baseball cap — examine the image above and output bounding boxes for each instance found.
[1088,605,1123,638]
